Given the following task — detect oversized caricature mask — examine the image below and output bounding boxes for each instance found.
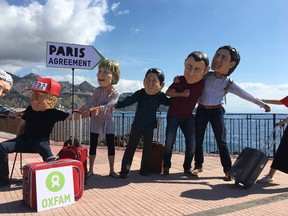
[97,59,121,88]
[143,68,164,95]
[26,78,61,111]
[211,46,240,76]
[0,69,13,99]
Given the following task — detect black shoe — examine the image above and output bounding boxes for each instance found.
[223,173,232,181]
[0,178,10,188]
[162,168,169,177]
[139,170,150,176]
[192,167,203,175]
[46,155,58,162]
[184,169,198,177]
[119,172,128,179]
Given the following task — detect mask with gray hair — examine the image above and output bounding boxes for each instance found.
[0,70,13,86]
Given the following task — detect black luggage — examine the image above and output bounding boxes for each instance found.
[148,111,164,173]
[229,126,280,188]
[229,147,268,188]
[148,141,164,173]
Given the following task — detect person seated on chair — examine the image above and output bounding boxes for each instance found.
[0,77,73,187]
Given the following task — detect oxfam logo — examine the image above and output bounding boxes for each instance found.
[46,171,65,192]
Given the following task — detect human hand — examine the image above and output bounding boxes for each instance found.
[181,89,190,97]
[90,107,100,117]
[173,76,180,83]
[277,118,288,127]
[16,110,25,117]
[263,104,271,112]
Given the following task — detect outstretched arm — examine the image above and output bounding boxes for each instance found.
[229,82,271,112]
[261,99,282,105]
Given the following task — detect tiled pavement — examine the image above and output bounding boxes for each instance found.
[0,131,287,216]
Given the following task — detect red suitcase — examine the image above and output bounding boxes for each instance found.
[22,159,85,209]
[58,111,88,178]
[58,146,87,178]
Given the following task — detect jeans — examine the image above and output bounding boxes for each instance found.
[120,126,154,175]
[163,114,195,171]
[194,106,231,173]
[0,137,53,178]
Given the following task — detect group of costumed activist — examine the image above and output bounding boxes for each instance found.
[0,45,287,188]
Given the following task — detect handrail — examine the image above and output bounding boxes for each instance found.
[2,112,286,158]
[49,112,287,157]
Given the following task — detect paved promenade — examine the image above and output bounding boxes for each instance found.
[0,131,287,216]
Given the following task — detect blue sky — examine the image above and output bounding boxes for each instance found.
[1,0,288,113]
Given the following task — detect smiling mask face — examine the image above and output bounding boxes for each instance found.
[0,80,12,99]
[211,49,236,75]
[143,72,163,95]
[97,67,113,88]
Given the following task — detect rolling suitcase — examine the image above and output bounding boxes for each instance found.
[148,141,164,173]
[229,126,280,188]
[22,158,85,209]
[148,111,164,173]
[58,110,88,178]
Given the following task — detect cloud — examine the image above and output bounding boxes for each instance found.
[111,2,129,15]
[115,80,288,114]
[131,27,141,34]
[0,0,113,72]
[115,79,143,94]
[117,9,129,15]
[111,2,120,11]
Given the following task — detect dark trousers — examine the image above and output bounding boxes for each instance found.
[163,114,195,171]
[89,133,115,156]
[271,125,288,174]
[195,106,231,173]
[120,126,153,175]
[0,137,53,178]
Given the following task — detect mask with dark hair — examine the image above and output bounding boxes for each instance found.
[144,68,165,95]
[186,51,209,67]
[145,68,165,84]
[216,45,241,75]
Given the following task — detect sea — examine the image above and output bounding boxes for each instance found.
[113,112,288,157]
[51,111,287,158]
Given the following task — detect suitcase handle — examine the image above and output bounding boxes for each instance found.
[262,125,281,155]
[72,110,82,115]
[71,110,82,147]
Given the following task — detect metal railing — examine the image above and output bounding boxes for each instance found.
[50,112,287,158]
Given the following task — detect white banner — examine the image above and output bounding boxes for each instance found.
[36,166,75,212]
[46,41,104,70]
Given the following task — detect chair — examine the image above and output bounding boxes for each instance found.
[10,152,23,182]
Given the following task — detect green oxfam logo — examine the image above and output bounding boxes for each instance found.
[46,171,65,192]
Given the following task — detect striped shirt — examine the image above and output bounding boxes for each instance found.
[83,87,120,134]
